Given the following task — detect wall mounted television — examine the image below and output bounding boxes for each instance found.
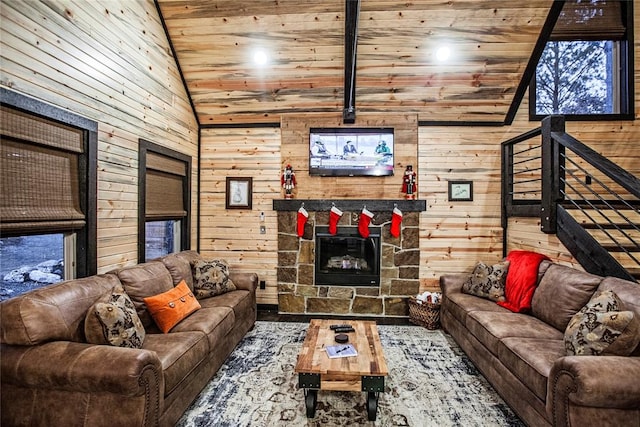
[309,127,394,176]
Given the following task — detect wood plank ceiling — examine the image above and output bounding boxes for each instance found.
[156,0,554,125]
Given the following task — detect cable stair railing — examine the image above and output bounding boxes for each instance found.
[501,115,640,282]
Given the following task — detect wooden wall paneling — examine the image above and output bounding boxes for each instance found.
[507,218,583,269]
[280,113,418,200]
[1,2,194,142]
[504,6,640,266]
[199,127,282,305]
[96,127,139,270]
[502,3,640,266]
[418,125,507,285]
[0,0,199,274]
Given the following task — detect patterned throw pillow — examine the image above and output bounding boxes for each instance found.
[85,288,146,348]
[192,259,237,299]
[462,261,510,302]
[564,290,640,356]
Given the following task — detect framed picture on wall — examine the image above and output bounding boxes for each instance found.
[226,177,253,209]
[448,180,473,201]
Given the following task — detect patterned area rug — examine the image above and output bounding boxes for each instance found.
[177,321,524,427]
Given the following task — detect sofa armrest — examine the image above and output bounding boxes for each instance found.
[1,341,164,397]
[439,274,467,296]
[548,355,640,425]
[230,272,258,293]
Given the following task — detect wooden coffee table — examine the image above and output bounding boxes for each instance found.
[294,319,388,421]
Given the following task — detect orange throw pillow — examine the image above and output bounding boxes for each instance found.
[143,280,201,333]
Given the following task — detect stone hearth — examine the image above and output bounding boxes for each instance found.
[274,200,425,317]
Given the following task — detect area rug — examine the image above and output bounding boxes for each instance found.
[176,321,524,427]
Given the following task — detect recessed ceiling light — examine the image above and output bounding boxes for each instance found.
[435,46,450,62]
[254,50,268,66]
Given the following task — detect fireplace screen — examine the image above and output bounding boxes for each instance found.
[314,226,380,286]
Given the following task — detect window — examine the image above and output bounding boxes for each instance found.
[145,220,180,260]
[530,0,633,120]
[1,234,66,301]
[138,140,191,262]
[0,89,97,300]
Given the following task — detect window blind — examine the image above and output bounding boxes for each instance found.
[1,139,85,233]
[552,0,626,40]
[0,106,83,153]
[146,151,186,176]
[145,152,186,220]
[1,105,85,234]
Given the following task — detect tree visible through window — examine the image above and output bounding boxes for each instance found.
[535,40,616,115]
[530,0,632,120]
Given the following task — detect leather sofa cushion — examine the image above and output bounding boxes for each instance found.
[1,274,121,345]
[199,289,253,319]
[160,250,202,291]
[142,331,209,396]
[466,311,563,356]
[531,264,603,332]
[229,272,259,292]
[116,261,174,329]
[497,337,565,401]
[442,289,507,327]
[170,306,235,350]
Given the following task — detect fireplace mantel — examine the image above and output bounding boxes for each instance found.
[273,199,426,212]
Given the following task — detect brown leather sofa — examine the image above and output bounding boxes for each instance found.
[0,250,258,427]
[440,261,640,427]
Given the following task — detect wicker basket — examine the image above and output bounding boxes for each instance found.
[408,297,441,329]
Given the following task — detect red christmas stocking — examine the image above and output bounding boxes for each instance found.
[358,208,374,238]
[297,206,308,237]
[328,206,343,235]
[390,207,403,238]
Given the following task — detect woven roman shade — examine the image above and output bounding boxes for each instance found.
[0,106,84,153]
[1,140,85,233]
[1,105,85,234]
[146,151,186,177]
[552,0,626,40]
[145,152,186,220]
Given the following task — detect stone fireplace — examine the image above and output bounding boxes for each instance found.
[274,199,426,317]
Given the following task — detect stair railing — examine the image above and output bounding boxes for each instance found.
[502,115,640,280]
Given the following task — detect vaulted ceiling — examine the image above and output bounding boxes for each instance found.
[156,0,555,125]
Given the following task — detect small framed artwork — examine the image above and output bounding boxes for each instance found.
[226,177,253,209]
[448,180,473,201]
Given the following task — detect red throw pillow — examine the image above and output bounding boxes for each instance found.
[143,280,201,333]
[497,250,550,313]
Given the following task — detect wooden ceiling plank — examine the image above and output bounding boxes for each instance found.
[156,0,554,125]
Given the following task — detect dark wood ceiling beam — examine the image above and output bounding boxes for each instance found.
[343,0,360,124]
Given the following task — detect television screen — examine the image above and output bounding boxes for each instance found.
[309,127,394,176]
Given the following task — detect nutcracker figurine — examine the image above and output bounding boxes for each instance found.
[281,164,297,199]
[402,165,417,200]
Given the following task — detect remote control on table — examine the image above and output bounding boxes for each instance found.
[334,327,355,333]
[330,324,352,330]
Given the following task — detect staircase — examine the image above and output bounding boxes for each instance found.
[501,115,640,282]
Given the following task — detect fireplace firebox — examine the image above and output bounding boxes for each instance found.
[314,226,381,286]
